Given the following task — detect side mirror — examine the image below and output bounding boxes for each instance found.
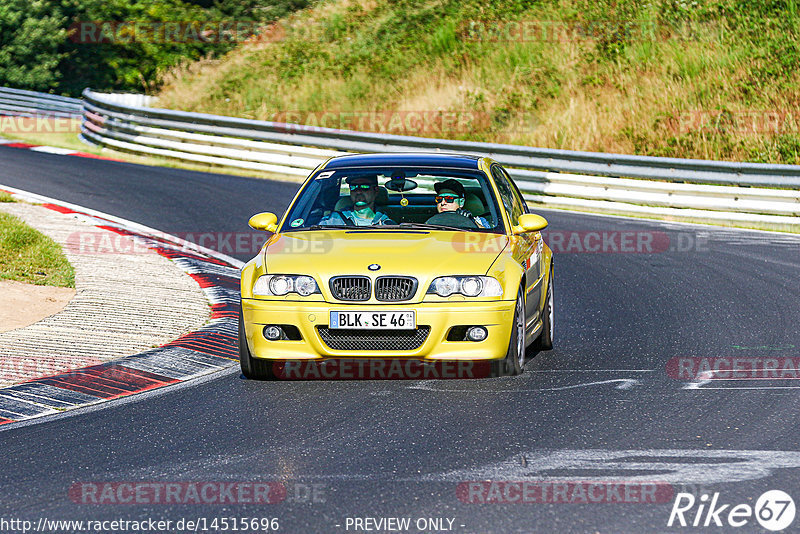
[248,212,278,232]
[512,213,548,234]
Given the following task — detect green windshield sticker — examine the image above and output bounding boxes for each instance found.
[290,218,304,227]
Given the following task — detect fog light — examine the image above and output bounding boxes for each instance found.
[263,325,283,340]
[466,326,487,342]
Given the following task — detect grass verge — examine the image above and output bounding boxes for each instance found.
[0,212,75,288]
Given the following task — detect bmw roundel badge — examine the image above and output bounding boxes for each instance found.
[368,264,381,271]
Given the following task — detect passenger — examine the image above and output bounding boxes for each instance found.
[434,179,490,228]
[319,175,395,226]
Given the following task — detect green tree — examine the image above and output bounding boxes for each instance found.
[57,0,231,95]
[56,0,311,95]
[0,0,67,91]
[0,0,312,96]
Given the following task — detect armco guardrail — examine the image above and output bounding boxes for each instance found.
[0,87,82,118]
[79,89,800,228]
[4,86,800,228]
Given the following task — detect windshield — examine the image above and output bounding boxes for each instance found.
[280,166,504,233]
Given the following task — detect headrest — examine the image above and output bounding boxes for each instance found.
[334,186,389,211]
[464,192,486,216]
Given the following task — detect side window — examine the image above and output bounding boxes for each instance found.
[500,166,529,215]
[491,165,524,226]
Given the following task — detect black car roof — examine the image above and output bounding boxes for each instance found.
[323,153,482,170]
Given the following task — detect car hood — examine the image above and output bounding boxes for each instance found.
[264,230,508,296]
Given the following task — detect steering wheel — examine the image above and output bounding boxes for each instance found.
[425,211,478,229]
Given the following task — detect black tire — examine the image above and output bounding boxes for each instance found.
[531,267,554,352]
[239,306,275,380]
[492,287,526,377]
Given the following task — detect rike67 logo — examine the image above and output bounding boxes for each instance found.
[668,490,795,530]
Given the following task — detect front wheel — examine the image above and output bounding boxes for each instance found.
[492,287,526,377]
[531,267,554,352]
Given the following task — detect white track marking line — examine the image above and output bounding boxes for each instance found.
[542,378,641,390]
[692,386,800,389]
[683,370,714,390]
[29,146,76,155]
[409,377,642,392]
[529,369,654,372]
[684,369,800,390]
[428,449,800,484]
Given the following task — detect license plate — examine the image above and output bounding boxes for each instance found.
[329,310,416,329]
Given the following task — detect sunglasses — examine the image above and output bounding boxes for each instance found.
[436,195,460,204]
[349,184,373,191]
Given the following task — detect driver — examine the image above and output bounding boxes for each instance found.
[319,175,395,226]
[434,179,490,228]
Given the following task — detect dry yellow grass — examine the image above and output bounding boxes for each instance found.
[156,0,800,164]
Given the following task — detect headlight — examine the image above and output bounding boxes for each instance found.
[253,275,320,297]
[460,277,482,297]
[432,276,459,297]
[427,276,503,298]
[269,275,293,296]
[294,276,317,296]
[252,275,271,295]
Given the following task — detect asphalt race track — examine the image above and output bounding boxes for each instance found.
[2,145,800,533]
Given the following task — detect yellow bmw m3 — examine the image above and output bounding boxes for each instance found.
[239,153,553,379]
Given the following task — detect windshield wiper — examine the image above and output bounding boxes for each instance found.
[397,222,470,232]
[303,223,473,232]
[305,225,354,230]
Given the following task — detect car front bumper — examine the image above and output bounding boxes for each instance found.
[241,298,515,361]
